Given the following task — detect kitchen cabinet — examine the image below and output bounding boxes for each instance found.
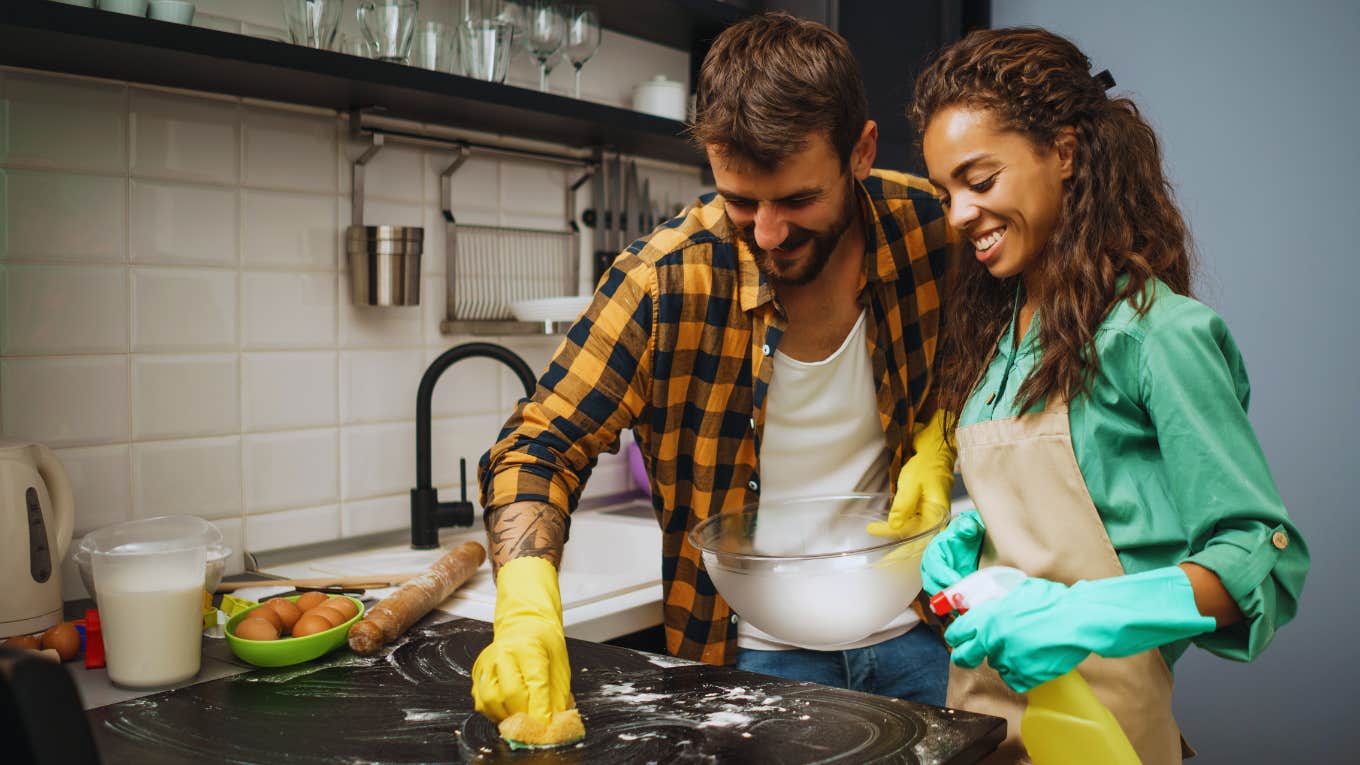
[0,0,751,167]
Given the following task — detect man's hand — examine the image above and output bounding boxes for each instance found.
[868,410,956,538]
[471,556,575,724]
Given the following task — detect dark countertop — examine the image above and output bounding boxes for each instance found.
[83,616,1004,764]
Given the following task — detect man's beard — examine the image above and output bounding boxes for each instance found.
[735,177,858,287]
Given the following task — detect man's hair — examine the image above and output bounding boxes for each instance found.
[690,12,867,170]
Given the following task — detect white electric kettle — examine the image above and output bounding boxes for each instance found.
[0,439,75,637]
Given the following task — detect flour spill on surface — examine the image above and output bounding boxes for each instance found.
[699,710,754,728]
[595,682,671,704]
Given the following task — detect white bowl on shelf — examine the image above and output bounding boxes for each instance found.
[510,296,593,323]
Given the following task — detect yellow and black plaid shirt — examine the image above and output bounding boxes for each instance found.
[480,170,957,665]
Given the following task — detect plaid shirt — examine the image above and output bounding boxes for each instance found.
[480,170,957,665]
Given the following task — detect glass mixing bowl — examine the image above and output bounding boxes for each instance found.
[688,493,948,649]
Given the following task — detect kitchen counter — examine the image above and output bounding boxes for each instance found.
[75,612,1004,764]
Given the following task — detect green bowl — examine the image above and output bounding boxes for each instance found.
[225,595,365,667]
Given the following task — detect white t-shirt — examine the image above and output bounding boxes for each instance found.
[739,309,921,651]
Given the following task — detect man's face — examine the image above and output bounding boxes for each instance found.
[708,133,860,287]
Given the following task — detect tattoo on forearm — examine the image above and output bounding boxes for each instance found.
[485,501,567,577]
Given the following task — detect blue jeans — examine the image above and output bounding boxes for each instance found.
[735,625,949,706]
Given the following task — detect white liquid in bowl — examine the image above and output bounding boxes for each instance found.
[705,549,925,649]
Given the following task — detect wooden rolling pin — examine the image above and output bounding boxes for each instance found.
[347,540,486,655]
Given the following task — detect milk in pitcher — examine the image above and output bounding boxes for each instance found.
[96,566,204,688]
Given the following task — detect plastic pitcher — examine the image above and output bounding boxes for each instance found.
[85,516,212,688]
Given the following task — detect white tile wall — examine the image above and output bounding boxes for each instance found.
[131,267,237,351]
[0,170,127,262]
[1,14,702,588]
[130,180,239,266]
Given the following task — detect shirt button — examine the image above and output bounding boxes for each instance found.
[748,417,756,429]
[761,344,771,356]
[1271,531,1289,550]
[747,480,759,492]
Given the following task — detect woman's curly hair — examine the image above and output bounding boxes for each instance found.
[912,27,1195,420]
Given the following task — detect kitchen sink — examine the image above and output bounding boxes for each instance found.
[256,509,663,642]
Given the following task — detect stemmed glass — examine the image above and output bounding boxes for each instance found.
[523,1,566,92]
[563,5,600,99]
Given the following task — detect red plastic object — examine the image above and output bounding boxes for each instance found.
[929,591,970,616]
[83,609,105,669]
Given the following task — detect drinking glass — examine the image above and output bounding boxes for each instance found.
[331,32,371,58]
[283,0,344,50]
[357,0,419,63]
[563,5,600,99]
[523,1,565,92]
[410,20,456,72]
[462,1,527,64]
[459,19,514,83]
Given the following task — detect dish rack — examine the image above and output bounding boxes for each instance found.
[438,137,594,335]
[348,111,595,335]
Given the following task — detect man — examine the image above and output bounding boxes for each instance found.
[472,11,960,736]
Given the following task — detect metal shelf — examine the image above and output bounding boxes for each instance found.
[440,319,576,336]
[0,0,746,167]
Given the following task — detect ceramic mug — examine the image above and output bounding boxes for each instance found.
[632,75,688,122]
[98,0,149,15]
[147,0,195,24]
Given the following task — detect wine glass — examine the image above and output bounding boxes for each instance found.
[563,5,600,99]
[523,1,566,92]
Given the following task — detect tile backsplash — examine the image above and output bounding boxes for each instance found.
[0,2,703,597]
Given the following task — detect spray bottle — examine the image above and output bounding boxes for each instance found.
[930,566,1142,765]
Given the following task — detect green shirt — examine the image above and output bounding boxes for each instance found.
[959,279,1308,667]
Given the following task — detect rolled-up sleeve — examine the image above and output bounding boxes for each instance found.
[478,253,655,513]
[1140,300,1309,661]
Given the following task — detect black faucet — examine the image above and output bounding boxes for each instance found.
[411,342,538,549]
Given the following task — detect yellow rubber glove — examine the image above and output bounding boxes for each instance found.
[868,410,956,538]
[471,556,574,725]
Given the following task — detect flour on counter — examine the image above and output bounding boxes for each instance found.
[644,653,700,668]
[699,710,754,728]
[596,682,671,704]
[403,710,449,722]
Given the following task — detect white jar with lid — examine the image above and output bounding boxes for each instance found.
[632,75,688,122]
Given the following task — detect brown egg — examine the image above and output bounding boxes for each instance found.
[291,613,333,638]
[3,634,41,651]
[264,598,303,631]
[40,622,80,662]
[247,604,284,631]
[294,591,328,612]
[233,617,280,641]
[322,596,359,621]
[307,605,346,627]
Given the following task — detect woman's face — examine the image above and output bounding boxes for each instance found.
[922,105,1072,280]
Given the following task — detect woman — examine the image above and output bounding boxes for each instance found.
[911,28,1308,763]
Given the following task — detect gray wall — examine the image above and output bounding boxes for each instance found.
[989,1,1358,761]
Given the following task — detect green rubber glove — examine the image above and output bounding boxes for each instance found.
[868,410,957,539]
[471,557,575,724]
[945,566,1217,693]
[920,509,986,595]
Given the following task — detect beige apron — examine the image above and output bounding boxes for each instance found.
[949,394,1187,764]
